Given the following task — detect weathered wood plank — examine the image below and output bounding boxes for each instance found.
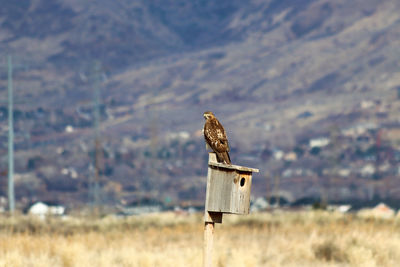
[203,153,256,267]
[230,173,252,214]
[206,168,235,212]
[205,153,254,215]
[207,152,259,173]
[203,222,214,267]
[204,211,223,223]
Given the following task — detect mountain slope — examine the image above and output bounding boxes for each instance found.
[1,0,400,206]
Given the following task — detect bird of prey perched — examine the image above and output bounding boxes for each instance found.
[203,111,231,164]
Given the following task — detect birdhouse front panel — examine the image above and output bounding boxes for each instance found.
[205,167,253,215]
[230,171,252,214]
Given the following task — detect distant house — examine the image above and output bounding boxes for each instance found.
[360,164,375,177]
[273,150,284,160]
[282,168,312,178]
[337,205,352,213]
[65,125,74,133]
[61,167,78,179]
[338,168,351,178]
[250,197,269,212]
[284,152,297,162]
[166,131,190,141]
[327,204,351,213]
[382,128,400,145]
[360,100,375,109]
[309,137,330,148]
[358,203,395,219]
[28,202,65,218]
[342,123,377,138]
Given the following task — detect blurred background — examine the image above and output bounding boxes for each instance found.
[1,0,400,215]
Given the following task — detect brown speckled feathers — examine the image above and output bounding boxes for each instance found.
[203,111,231,164]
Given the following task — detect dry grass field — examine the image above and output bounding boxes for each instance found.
[1,211,400,267]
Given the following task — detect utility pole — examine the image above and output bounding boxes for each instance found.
[7,55,15,214]
[149,112,159,193]
[89,61,102,214]
[144,89,159,196]
[271,174,281,207]
[265,172,270,204]
[1,55,32,214]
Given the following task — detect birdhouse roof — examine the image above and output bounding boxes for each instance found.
[208,161,259,173]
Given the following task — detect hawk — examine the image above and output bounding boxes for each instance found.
[203,111,231,164]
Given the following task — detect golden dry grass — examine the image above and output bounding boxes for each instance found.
[0,211,400,267]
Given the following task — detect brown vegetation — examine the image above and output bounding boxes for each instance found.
[0,211,400,266]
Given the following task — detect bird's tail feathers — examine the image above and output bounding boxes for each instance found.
[216,152,231,165]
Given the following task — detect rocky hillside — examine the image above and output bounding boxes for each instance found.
[0,0,400,208]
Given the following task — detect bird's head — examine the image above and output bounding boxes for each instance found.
[203,111,215,120]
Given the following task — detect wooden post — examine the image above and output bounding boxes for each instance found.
[203,153,220,267]
[203,153,258,267]
[203,221,214,267]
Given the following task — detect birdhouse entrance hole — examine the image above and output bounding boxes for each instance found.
[240,177,246,187]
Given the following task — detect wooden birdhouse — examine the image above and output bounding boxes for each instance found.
[204,153,259,223]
